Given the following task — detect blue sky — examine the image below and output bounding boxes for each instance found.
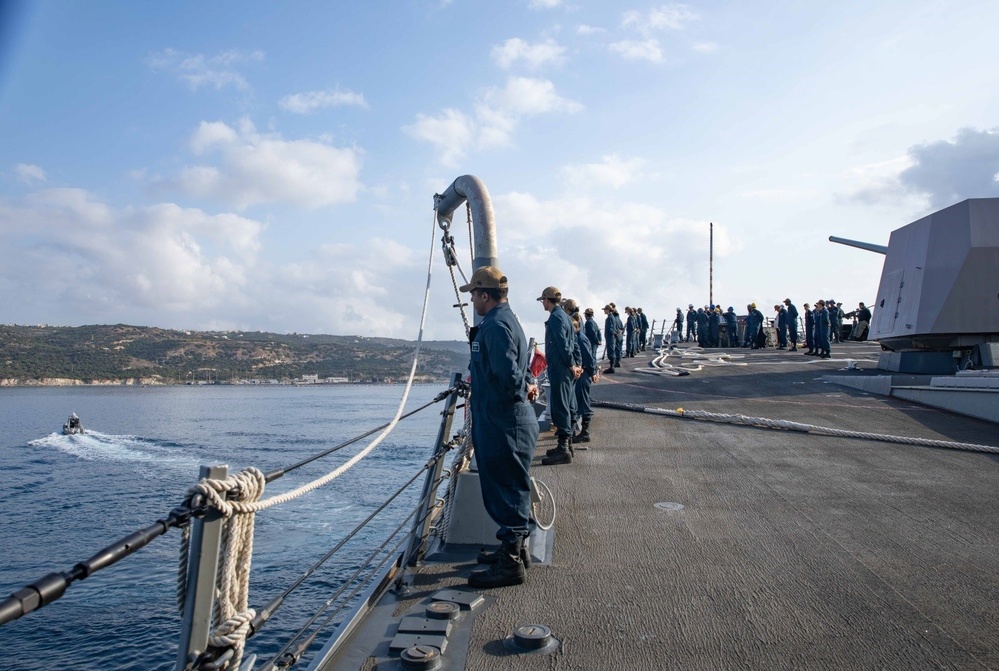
[2,0,998,341]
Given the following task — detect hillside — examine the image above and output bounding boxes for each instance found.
[0,324,470,385]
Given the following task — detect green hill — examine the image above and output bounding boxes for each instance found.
[0,324,470,385]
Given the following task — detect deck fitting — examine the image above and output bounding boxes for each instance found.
[654,502,685,511]
[426,601,460,620]
[503,623,560,654]
[400,644,443,670]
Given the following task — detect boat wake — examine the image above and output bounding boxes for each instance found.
[28,430,200,467]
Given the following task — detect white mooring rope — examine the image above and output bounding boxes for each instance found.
[593,401,999,454]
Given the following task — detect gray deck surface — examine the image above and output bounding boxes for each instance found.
[351,343,999,670]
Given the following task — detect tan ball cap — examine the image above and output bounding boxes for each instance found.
[537,286,561,302]
[458,266,508,292]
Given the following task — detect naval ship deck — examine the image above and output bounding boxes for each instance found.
[324,342,999,670]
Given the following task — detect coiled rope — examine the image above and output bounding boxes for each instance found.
[178,210,443,668]
[592,400,999,454]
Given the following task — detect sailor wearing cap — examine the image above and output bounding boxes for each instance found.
[802,303,814,354]
[686,305,697,342]
[673,308,684,342]
[695,307,708,347]
[459,266,538,588]
[784,298,799,351]
[602,304,622,372]
[637,307,649,351]
[583,307,602,362]
[724,306,738,347]
[539,286,576,465]
[775,304,788,349]
[815,300,831,358]
[708,305,720,348]
[624,307,637,357]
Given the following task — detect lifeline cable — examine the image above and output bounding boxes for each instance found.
[593,400,999,454]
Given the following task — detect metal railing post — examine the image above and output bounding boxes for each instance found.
[402,373,463,567]
[175,464,228,671]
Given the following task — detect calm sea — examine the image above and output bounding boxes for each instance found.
[0,383,451,671]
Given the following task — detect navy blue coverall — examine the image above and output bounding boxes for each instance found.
[545,305,575,436]
[776,307,788,348]
[574,330,595,422]
[804,307,815,351]
[708,310,720,347]
[786,303,799,348]
[584,315,602,361]
[724,309,738,347]
[469,301,539,544]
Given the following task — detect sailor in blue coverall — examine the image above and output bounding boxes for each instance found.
[724,307,738,347]
[539,286,577,465]
[803,303,815,354]
[583,308,602,361]
[461,266,538,588]
[784,299,799,351]
[571,313,595,444]
[815,300,831,358]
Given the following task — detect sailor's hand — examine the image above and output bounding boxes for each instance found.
[527,384,539,402]
[572,366,583,379]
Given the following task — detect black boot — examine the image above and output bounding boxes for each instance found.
[468,538,527,588]
[572,418,591,444]
[542,434,572,465]
[477,542,531,569]
[545,432,571,457]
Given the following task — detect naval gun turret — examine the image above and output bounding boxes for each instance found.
[831,198,999,374]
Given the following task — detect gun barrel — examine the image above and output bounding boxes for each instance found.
[829,236,888,255]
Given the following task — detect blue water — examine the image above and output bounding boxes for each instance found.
[0,384,449,670]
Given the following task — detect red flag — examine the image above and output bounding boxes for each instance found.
[530,348,548,377]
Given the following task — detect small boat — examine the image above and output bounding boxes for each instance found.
[62,413,84,435]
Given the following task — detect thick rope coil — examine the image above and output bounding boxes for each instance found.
[174,468,265,670]
[593,400,999,454]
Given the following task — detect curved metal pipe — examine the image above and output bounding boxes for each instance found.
[434,175,498,271]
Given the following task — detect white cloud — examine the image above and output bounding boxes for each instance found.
[561,155,647,190]
[609,39,664,63]
[622,4,699,36]
[491,38,567,70]
[405,78,582,167]
[483,76,582,116]
[841,128,999,208]
[739,188,820,203]
[403,109,476,168]
[577,24,606,35]
[0,189,262,318]
[168,119,363,210]
[897,127,999,208]
[15,163,46,184]
[693,41,718,53]
[488,189,724,338]
[0,187,457,336]
[146,48,264,91]
[279,87,369,114]
[529,0,562,8]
